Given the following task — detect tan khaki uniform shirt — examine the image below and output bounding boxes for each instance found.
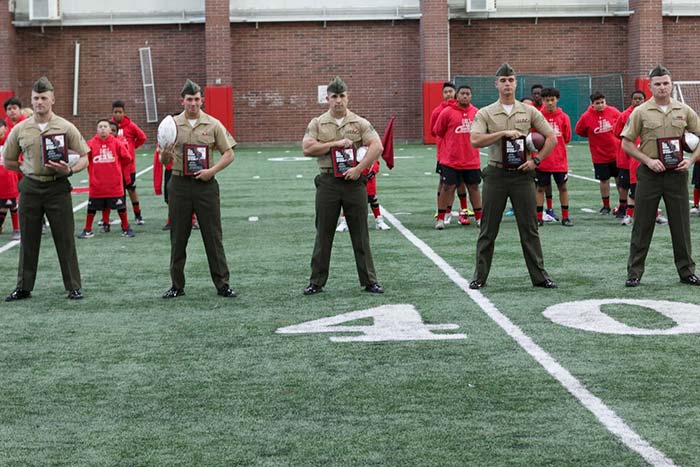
[304,110,379,169]
[472,101,552,164]
[621,98,700,159]
[173,111,236,172]
[3,114,89,180]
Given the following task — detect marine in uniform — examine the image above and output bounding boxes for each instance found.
[302,76,384,295]
[159,79,237,298]
[2,77,89,301]
[621,65,700,287]
[468,64,558,290]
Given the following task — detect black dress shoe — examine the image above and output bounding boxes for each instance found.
[303,283,323,295]
[5,288,31,302]
[625,278,640,287]
[680,274,700,285]
[535,279,558,289]
[162,286,185,298]
[364,283,384,294]
[217,285,238,297]
[67,289,83,300]
[469,280,484,290]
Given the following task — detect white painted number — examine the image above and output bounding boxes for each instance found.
[276,304,466,342]
[544,299,700,335]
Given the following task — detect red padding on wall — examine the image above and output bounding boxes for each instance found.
[0,90,15,121]
[204,86,234,135]
[423,82,444,144]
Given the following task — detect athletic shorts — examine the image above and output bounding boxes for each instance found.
[435,161,442,174]
[617,168,630,190]
[366,176,377,197]
[440,165,481,186]
[0,198,17,209]
[535,171,568,187]
[88,196,127,211]
[693,163,700,188]
[629,183,637,199]
[594,162,619,181]
[124,172,137,190]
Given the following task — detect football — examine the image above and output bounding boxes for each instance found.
[157,115,178,148]
[526,132,546,152]
[356,146,368,162]
[683,131,699,153]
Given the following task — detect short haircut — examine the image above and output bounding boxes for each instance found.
[97,118,111,125]
[631,89,646,99]
[541,87,560,99]
[0,118,6,127]
[457,85,472,93]
[590,91,605,102]
[531,84,544,92]
[112,100,125,109]
[442,81,456,90]
[3,97,22,110]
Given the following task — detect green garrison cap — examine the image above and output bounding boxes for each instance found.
[649,65,671,79]
[180,79,201,96]
[32,76,54,93]
[327,76,347,94]
[495,63,515,77]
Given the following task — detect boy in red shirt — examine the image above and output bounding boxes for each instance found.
[78,119,134,238]
[111,100,147,225]
[0,119,20,240]
[433,85,481,229]
[614,90,646,225]
[575,91,623,216]
[536,88,573,227]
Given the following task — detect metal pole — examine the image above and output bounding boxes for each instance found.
[73,41,80,116]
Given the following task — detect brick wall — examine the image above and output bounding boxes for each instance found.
[0,1,18,89]
[10,14,700,143]
[205,0,232,86]
[420,0,449,81]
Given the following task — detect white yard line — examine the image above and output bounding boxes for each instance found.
[0,165,154,254]
[381,207,677,467]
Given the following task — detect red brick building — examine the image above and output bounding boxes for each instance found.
[0,0,695,144]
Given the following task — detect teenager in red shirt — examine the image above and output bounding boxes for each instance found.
[614,90,646,225]
[2,98,26,235]
[575,92,623,216]
[0,119,20,240]
[433,85,481,229]
[429,82,469,224]
[78,119,133,239]
[111,100,147,225]
[535,88,572,227]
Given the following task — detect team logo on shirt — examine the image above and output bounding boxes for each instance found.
[93,145,115,163]
[593,118,614,134]
[455,118,473,134]
[548,120,562,137]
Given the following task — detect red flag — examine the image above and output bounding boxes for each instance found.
[380,116,395,169]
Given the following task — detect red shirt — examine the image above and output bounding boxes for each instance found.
[0,163,18,199]
[86,134,131,199]
[575,105,621,164]
[433,102,480,170]
[614,105,641,183]
[430,101,451,163]
[111,115,146,174]
[539,108,571,173]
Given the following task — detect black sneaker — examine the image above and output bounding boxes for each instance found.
[364,283,384,294]
[599,207,611,215]
[5,288,31,301]
[303,283,323,295]
[625,278,640,287]
[162,223,172,231]
[217,285,238,297]
[101,223,111,233]
[121,227,135,238]
[561,218,574,227]
[135,215,145,225]
[77,230,94,239]
[680,274,700,286]
[534,279,557,288]
[469,280,484,290]
[162,286,185,298]
[67,289,83,300]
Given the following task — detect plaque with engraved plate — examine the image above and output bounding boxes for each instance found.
[657,137,683,169]
[41,133,68,165]
[183,144,209,175]
[502,136,526,169]
[330,147,356,177]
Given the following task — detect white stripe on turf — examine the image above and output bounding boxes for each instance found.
[0,165,154,254]
[381,207,677,467]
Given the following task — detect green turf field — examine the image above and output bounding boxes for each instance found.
[1,143,699,466]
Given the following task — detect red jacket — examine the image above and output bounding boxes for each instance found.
[614,105,641,184]
[433,102,480,170]
[539,108,571,173]
[0,164,18,199]
[430,101,451,163]
[86,134,131,199]
[575,105,621,164]
[111,115,146,174]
